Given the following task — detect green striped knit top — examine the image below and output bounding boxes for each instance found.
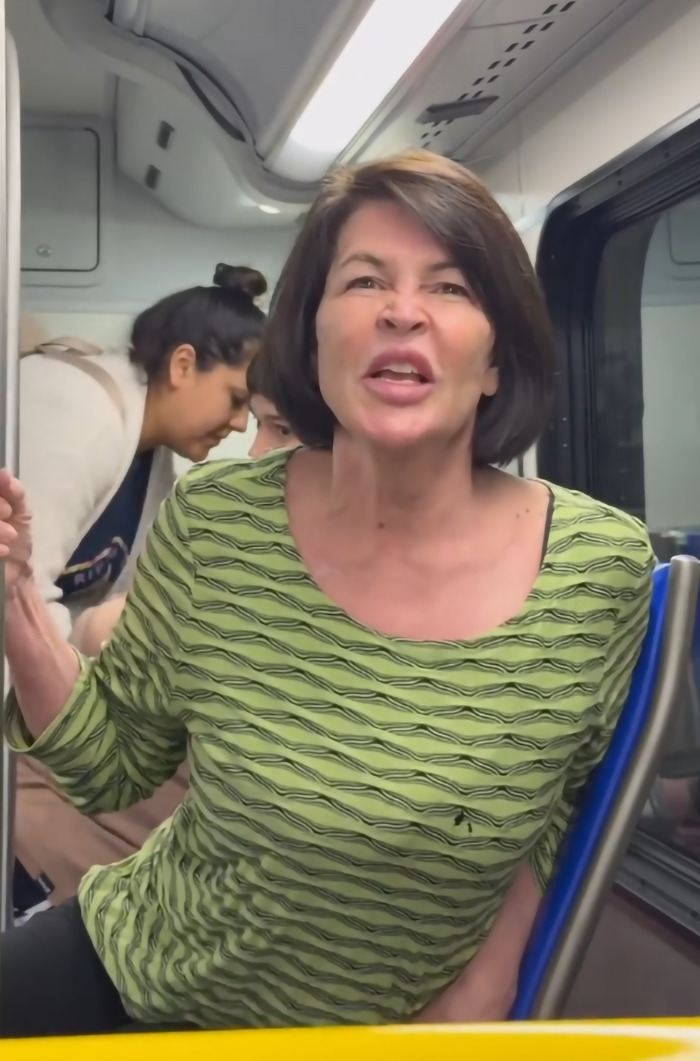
[6,448,655,1028]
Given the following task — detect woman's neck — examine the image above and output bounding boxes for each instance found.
[323,430,480,546]
[138,388,163,452]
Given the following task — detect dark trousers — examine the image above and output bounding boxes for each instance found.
[0,897,195,1038]
[1,897,128,1037]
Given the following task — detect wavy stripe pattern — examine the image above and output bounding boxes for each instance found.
[6,449,654,1029]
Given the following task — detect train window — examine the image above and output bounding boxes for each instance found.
[589,202,700,537]
[537,112,700,933]
[592,200,700,864]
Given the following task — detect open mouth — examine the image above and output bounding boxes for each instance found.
[369,363,430,385]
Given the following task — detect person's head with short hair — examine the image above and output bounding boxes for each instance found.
[131,264,267,463]
[246,354,298,459]
[256,150,555,467]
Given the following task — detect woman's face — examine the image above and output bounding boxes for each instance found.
[315,200,497,452]
[248,394,298,458]
[157,344,253,463]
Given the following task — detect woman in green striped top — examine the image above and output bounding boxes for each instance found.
[0,149,654,1037]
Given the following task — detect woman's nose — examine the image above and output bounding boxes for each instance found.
[248,434,263,459]
[379,290,428,332]
[229,408,250,434]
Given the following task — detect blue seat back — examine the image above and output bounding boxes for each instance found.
[510,562,671,1020]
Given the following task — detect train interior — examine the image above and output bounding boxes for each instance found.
[6,0,700,1025]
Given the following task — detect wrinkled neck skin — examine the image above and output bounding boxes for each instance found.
[324,427,484,552]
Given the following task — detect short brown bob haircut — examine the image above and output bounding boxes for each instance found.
[246,350,265,401]
[259,149,556,466]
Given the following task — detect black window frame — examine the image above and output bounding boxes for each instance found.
[535,104,700,935]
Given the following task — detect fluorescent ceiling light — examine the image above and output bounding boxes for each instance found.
[258,204,280,214]
[270,0,464,183]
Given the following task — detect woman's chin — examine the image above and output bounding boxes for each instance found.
[177,440,214,464]
[352,410,441,451]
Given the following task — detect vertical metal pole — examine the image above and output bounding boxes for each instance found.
[0,0,9,939]
[0,11,20,935]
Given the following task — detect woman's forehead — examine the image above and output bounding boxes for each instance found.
[249,393,280,419]
[335,200,448,260]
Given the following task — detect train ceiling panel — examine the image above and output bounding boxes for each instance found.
[114,79,293,229]
[349,0,654,169]
[469,0,580,24]
[118,0,354,144]
[18,0,655,229]
[7,0,109,116]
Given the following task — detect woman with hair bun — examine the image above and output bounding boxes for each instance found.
[21,263,266,642]
[13,264,267,921]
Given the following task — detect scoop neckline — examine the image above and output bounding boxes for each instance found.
[263,447,556,650]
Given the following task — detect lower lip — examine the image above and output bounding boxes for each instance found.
[363,375,435,406]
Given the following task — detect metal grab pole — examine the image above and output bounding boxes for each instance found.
[0,18,21,935]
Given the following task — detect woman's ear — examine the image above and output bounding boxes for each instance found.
[168,344,198,389]
[482,364,499,397]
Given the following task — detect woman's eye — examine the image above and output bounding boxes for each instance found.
[276,422,292,438]
[348,275,380,290]
[437,282,470,297]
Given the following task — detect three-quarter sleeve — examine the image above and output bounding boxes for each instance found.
[5,476,195,815]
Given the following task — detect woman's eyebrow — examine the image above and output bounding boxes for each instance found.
[337,252,458,273]
[337,251,386,270]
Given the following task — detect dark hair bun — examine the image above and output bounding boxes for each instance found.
[213,263,267,299]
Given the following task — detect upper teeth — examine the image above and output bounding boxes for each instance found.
[384,362,420,374]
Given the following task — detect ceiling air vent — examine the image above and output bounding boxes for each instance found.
[144,164,161,190]
[156,121,174,150]
[417,96,498,125]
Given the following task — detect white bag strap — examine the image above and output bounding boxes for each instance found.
[21,336,127,424]
[32,336,102,358]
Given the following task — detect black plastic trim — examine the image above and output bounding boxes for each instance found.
[537,103,700,937]
[618,832,700,937]
[537,104,700,488]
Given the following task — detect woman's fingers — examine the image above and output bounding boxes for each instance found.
[0,469,29,520]
[0,468,25,502]
[0,467,31,576]
[0,524,18,547]
[0,526,18,557]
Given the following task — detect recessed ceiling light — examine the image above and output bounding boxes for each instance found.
[269,0,464,182]
[258,204,280,214]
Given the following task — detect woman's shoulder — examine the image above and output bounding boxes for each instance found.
[19,346,144,435]
[544,480,650,537]
[181,447,290,488]
[174,448,290,519]
[542,480,655,583]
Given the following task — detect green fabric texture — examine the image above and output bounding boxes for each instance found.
[5,448,654,1028]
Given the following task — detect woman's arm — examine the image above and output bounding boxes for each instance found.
[414,861,540,1023]
[6,590,129,729]
[4,478,194,814]
[70,594,127,657]
[4,575,82,736]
